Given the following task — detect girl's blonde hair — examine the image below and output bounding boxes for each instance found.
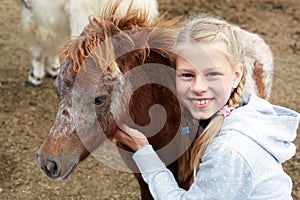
[176,14,247,188]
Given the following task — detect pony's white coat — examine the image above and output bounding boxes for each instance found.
[19,0,159,85]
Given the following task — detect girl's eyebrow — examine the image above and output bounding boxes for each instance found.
[176,65,195,71]
[203,67,222,71]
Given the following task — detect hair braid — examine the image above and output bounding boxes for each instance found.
[179,74,246,188]
[228,75,245,110]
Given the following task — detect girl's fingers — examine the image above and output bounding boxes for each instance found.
[113,124,149,151]
[119,124,147,139]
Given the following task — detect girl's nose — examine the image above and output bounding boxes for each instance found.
[191,76,208,94]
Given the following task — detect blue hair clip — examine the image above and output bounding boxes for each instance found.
[181,126,190,135]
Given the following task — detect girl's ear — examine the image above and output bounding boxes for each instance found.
[232,63,243,88]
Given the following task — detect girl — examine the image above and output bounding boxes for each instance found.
[113,15,300,199]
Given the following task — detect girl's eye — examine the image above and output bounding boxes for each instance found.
[207,72,221,77]
[94,95,108,105]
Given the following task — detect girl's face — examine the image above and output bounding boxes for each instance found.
[176,42,243,120]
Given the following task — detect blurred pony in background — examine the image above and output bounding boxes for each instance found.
[18,0,159,86]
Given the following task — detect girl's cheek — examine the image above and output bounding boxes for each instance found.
[176,81,189,93]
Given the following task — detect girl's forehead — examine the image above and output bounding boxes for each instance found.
[175,40,227,57]
[175,41,229,69]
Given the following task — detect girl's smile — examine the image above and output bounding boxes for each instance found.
[190,97,214,108]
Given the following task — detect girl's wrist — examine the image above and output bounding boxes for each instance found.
[135,140,149,151]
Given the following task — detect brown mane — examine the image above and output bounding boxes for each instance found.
[59,1,180,74]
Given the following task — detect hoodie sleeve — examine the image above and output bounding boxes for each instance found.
[133,143,254,200]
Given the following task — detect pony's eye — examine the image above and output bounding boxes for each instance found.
[94,95,108,105]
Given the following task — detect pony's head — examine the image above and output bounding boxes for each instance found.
[36,2,179,180]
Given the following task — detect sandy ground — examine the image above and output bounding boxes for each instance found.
[0,0,299,199]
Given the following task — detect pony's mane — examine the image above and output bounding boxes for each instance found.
[59,1,180,74]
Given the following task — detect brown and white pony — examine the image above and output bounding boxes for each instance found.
[36,2,273,199]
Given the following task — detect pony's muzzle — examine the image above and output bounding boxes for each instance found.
[36,153,60,178]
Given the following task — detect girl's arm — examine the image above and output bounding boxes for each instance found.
[114,125,254,200]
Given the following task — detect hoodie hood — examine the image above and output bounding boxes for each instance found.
[221,93,300,163]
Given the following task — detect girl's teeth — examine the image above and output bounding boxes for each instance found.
[192,99,209,105]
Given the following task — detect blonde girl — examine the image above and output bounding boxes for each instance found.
[113,15,299,199]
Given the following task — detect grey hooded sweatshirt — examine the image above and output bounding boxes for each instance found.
[133,93,300,200]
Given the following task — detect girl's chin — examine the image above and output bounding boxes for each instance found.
[190,112,213,120]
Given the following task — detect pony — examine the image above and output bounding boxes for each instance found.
[17,0,159,86]
[36,2,273,199]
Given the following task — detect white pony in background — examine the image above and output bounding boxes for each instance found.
[18,0,159,86]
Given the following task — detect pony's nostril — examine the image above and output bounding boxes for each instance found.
[46,160,59,177]
[36,153,61,178]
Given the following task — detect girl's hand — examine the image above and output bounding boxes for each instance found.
[113,124,149,152]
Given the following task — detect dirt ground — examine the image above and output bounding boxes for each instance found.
[0,0,299,199]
